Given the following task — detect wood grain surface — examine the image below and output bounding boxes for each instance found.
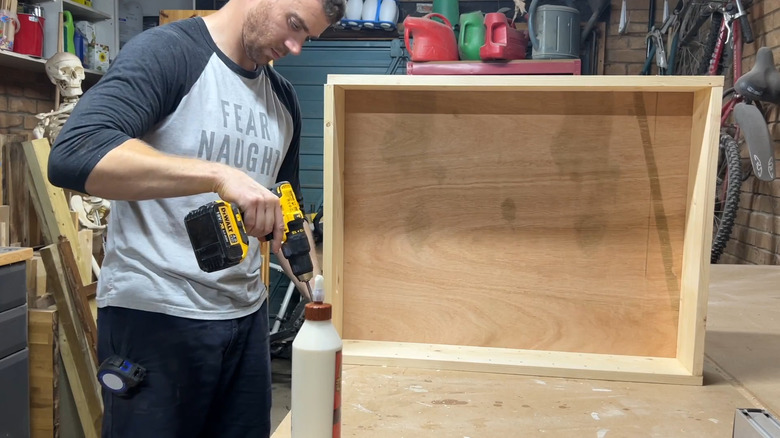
[339,90,694,357]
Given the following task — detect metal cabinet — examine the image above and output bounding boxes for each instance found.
[272,39,407,214]
[0,260,30,437]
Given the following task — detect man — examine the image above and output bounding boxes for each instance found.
[48,0,345,435]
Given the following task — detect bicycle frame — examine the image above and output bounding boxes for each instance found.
[716,14,743,127]
[709,3,774,181]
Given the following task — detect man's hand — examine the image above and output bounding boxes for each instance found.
[212,167,283,254]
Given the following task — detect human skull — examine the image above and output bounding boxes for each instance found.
[45,52,85,98]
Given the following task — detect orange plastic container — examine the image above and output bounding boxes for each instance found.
[403,13,458,62]
[479,12,529,61]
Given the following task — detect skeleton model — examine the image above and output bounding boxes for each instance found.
[34,52,110,232]
[33,52,85,145]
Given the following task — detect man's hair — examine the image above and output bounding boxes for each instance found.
[322,0,346,24]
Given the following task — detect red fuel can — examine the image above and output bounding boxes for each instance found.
[403,13,458,62]
[479,12,528,61]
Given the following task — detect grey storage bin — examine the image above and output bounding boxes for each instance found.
[0,262,27,313]
[0,349,30,437]
[0,304,27,358]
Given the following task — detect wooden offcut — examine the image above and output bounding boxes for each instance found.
[28,309,60,438]
[158,9,217,25]
[1,134,42,247]
[0,204,8,246]
[57,239,98,360]
[323,75,723,385]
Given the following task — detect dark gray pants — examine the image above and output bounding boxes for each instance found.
[97,303,271,438]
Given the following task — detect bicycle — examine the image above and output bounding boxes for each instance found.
[674,0,778,263]
[640,0,688,76]
[268,261,308,358]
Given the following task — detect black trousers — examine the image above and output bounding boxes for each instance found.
[97,303,272,438]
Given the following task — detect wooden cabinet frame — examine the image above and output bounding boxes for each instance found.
[322,75,723,385]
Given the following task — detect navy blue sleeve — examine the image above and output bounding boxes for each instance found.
[266,65,304,208]
[49,20,211,194]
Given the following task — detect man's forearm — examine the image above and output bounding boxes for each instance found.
[84,139,226,200]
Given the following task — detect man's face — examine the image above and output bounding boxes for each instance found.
[242,0,332,66]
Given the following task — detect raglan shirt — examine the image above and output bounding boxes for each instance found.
[49,18,303,320]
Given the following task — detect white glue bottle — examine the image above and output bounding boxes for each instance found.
[291,275,343,438]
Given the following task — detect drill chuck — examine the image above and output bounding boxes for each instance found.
[281,219,314,283]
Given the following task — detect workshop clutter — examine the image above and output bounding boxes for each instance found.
[13,10,43,57]
[2,2,47,58]
[403,13,457,62]
[338,0,398,31]
[527,0,580,59]
[75,20,110,71]
[0,0,19,51]
[404,10,529,62]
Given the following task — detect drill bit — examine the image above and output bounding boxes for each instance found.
[305,282,313,301]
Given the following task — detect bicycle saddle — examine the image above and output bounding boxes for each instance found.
[735,47,780,104]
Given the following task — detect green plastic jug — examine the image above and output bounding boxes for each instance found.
[458,11,484,61]
[63,11,75,55]
[432,0,458,30]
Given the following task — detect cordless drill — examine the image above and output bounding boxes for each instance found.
[185,181,314,297]
[264,182,314,297]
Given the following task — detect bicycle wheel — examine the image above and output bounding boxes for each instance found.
[712,133,742,263]
[676,2,725,75]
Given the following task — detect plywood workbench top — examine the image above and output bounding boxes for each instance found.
[272,264,780,437]
[0,246,33,266]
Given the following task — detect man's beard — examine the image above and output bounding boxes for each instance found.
[242,7,272,66]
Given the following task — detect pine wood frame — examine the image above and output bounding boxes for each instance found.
[323,75,723,385]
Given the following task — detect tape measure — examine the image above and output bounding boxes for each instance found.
[97,355,146,395]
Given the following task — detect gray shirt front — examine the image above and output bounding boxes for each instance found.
[49,18,303,320]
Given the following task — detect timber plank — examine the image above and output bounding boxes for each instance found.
[40,245,102,438]
[22,139,90,285]
[57,239,98,361]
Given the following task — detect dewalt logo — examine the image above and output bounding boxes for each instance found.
[219,205,236,239]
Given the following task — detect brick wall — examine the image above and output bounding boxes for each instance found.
[604,0,658,75]
[604,0,780,264]
[0,68,55,136]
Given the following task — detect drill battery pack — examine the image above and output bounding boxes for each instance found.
[185,201,249,272]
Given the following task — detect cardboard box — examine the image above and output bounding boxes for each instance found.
[75,20,95,45]
[88,43,109,72]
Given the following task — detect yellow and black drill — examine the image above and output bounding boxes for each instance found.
[185,181,314,296]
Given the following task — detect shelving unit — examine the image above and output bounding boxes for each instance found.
[0,49,105,82]
[62,0,112,21]
[14,0,117,62]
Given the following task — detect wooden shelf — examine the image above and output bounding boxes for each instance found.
[62,0,112,21]
[0,50,104,82]
[20,0,112,21]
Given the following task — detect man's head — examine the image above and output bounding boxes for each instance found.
[242,0,345,66]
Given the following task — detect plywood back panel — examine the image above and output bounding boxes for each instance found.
[340,90,693,358]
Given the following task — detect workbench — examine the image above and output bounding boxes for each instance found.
[271,264,780,437]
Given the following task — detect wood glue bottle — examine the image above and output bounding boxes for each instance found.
[291,274,343,438]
